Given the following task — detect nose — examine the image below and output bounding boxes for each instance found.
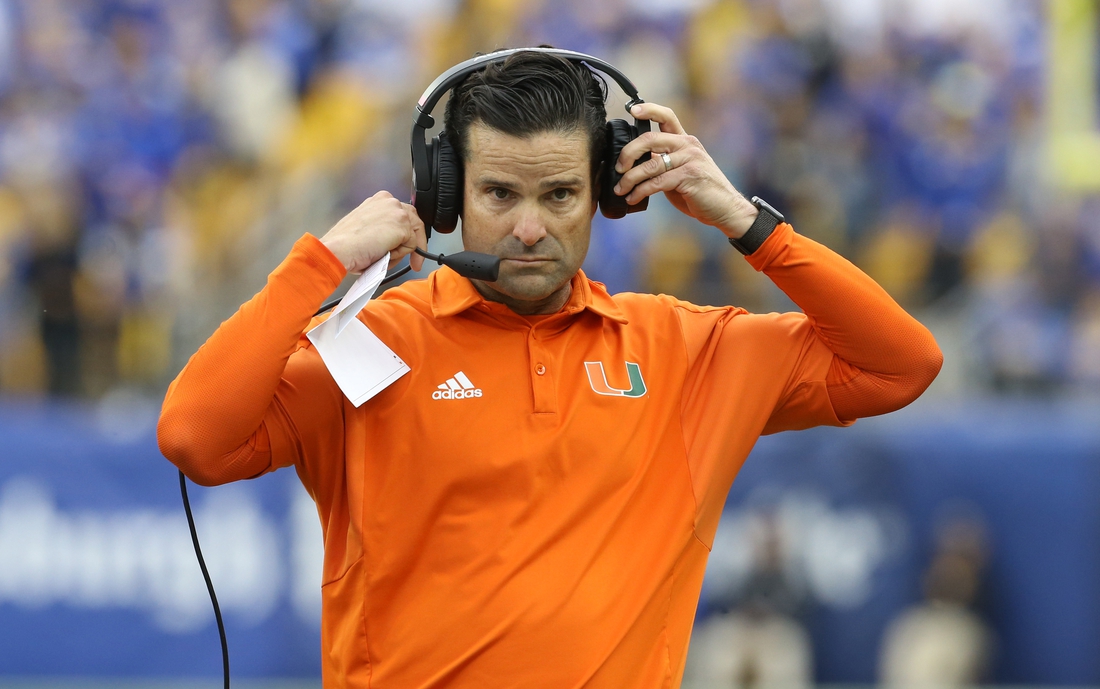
[511,205,547,246]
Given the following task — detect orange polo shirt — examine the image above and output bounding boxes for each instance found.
[158,223,941,687]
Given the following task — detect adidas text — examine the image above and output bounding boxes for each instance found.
[432,388,483,400]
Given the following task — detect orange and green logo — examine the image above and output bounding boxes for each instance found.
[584,361,647,398]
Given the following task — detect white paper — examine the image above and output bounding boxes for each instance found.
[332,253,389,336]
[307,254,410,407]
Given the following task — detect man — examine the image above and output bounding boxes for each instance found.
[158,50,942,687]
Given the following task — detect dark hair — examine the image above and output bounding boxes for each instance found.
[443,49,609,186]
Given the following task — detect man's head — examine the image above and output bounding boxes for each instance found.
[443,50,609,314]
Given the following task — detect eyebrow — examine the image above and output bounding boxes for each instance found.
[540,176,585,190]
[478,176,585,191]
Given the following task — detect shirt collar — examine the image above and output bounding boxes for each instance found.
[429,266,628,324]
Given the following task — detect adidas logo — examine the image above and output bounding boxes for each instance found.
[431,371,484,400]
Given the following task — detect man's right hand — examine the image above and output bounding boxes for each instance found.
[320,191,428,274]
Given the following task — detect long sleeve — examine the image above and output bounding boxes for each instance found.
[746,222,943,423]
[157,233,347,486]
[673,222,942,540]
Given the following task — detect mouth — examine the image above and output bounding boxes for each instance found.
[502,257,554,264]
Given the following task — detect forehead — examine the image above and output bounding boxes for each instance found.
[465,122,591,183]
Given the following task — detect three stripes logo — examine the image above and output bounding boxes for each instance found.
[584,361,647,398]
[432,371,483,400]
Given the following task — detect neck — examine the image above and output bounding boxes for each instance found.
[470,279,573,315]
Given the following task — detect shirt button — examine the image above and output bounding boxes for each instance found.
[535,364,546,376]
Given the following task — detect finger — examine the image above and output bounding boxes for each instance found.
[616,131,690,175]
[624,167,687,206]
[629,102,685,135]
[385,207,418,270]
[403,203,427,272]
[389,205,419,262]
[615,149,682,197]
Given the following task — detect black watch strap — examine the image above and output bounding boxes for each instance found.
[728,196,785,256]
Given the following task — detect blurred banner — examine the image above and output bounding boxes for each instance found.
[0,399,1098,683]
[0,399,325,679]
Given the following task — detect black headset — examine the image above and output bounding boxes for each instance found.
[410,47,653,236]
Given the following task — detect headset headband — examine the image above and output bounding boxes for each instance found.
[412,48,644,129]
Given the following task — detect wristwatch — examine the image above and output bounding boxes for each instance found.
[728,196,785,256]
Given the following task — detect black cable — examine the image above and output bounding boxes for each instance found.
[179,470,230,689]
[314,263,412,317]
[383,263,414,284]
[313,247,501,317]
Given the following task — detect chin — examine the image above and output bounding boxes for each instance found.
[490,272,568,302]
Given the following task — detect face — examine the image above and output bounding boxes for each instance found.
[460,123,597,314]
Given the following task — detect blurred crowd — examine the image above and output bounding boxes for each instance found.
[0,0,1097,399]
[685,503,993,687]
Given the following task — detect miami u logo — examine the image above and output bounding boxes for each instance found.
[584,361,647,398]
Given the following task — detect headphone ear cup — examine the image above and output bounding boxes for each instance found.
[433,132,463,234]
[599,119,650,219]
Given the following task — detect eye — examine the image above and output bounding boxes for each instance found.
[490,187,511,200]
[551,188,572,201]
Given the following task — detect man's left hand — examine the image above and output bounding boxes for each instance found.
[614,102,759,239]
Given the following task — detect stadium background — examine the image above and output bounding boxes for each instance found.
[1,0,1098,686]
